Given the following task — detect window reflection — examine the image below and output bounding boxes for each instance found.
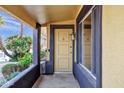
[82,13,92,71]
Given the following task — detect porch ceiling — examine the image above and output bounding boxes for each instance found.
[22,5,81,25]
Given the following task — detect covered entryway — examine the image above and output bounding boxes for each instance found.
[0,5,102,88]
[54,29,73,72]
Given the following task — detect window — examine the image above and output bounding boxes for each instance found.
[40,27,48,61]
[0,9,34,87]
[82,13,92,71]
[81,10,96,76]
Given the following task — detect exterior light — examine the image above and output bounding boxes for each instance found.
[71,33,75,40]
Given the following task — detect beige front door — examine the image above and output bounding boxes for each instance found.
[54,29,73,72]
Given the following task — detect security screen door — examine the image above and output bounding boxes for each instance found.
[54,29,73,72]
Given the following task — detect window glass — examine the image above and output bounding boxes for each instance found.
[82,13,92,71]
[74,31,76,63]
[0,9,34,87]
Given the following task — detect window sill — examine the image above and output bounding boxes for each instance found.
[78,63,96,87]
[79,63,96,80]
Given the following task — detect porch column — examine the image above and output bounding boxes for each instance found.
[33,23,41,68]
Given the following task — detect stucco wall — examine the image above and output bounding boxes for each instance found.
[102,6,124,87]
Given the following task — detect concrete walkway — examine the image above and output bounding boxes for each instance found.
[33,73,79,88]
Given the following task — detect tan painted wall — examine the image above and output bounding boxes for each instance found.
[0,5,36,28]
[102,6,124,87]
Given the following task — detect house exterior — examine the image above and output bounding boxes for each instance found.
[0,5,124,88]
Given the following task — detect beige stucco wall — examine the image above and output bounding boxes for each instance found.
[0,5,36,28]
[102,6,124,88]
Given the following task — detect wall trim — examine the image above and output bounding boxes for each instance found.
[95,5,102,88]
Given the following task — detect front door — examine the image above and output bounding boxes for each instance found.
[54,29,73,72]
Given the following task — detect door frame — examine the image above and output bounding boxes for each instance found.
[50,24,75,73]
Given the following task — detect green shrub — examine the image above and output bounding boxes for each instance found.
[5,36,32,61]
[5,72,20,81]
[2,64,22,81]
[0,77,6,87]
[2,53,32,82]
[40,49,49,60]
[40,50,46,60]
[19,53,32,68]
